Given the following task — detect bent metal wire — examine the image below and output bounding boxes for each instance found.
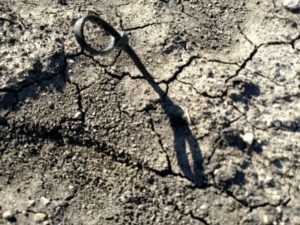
[74,14,155,84]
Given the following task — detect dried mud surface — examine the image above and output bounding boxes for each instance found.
[0,0,300,224]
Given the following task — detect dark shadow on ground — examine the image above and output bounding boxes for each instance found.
[285,8,300,14]
[229,80,260,105]
[124,45,206,187]
[0,52,66,112]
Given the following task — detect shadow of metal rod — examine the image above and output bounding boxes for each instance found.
[123,45,206,187]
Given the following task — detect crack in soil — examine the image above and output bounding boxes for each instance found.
[189,211,211,225]
[123,22,163,32]
[159,55,199,84]
[225,48,258,83]
[177,79,225,99]
[72,82,85,124]
[115,11,124,31]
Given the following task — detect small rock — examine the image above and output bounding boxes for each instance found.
[2,210,16,222]
[283,0,300,10]
[27,199,36,208]
[22,210,29,216]
[87,210,93,215]
[242,132,254,145]
[67,59,74,64]
[48,102,55,110]
[262,214,272,224]
[276,206,282,213]
[40,196,51,206]
[33,213,47,222]
[200,204,208,210]
[272,103,281,109]
[74,111,82,119]
[265,117,273,127]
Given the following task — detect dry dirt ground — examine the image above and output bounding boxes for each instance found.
[0,0,300,224]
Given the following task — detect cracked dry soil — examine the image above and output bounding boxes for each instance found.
[0,0,300,224]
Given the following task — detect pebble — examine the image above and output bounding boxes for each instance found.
[67,59,75,64]
[74,111,82,119]
[200,204,208,210]
[272,103,281,109]
[283,0,300,10]
[27,199,36,208]
[266,118,273,127]
[33,213,47,222]
[262,214,273,224]
[40,196,51,206]
[242,132,254,145]
[2,210,16,222]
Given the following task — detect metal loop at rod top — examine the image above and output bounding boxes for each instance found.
[73,14,155,84]
[74,14,128,56]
